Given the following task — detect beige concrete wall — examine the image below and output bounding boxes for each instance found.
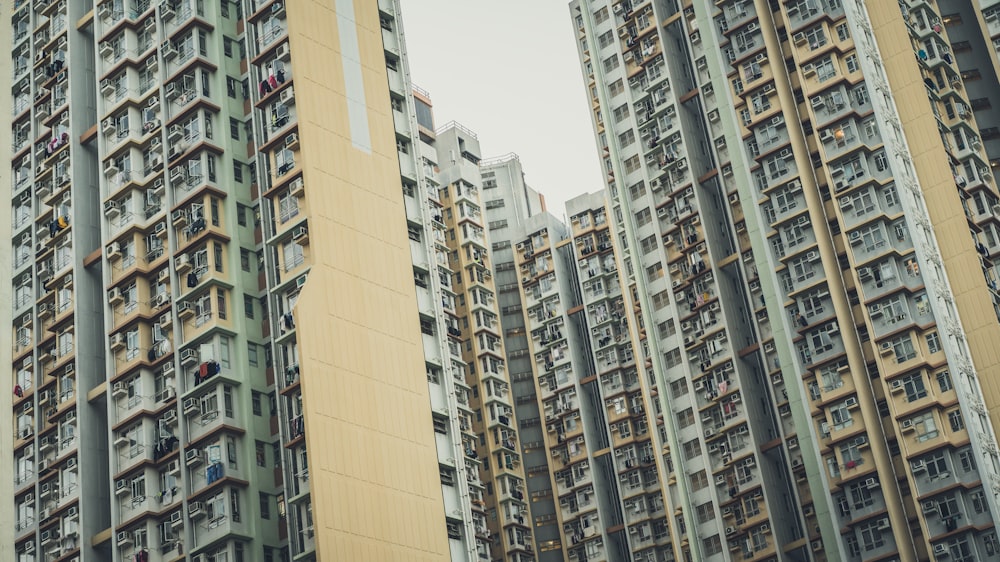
[866,3,1000,426]
[287,1,449,560]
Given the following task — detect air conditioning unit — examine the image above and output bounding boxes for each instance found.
[106,241,121,260]
[183,397,200,416]
[165,83,178,99]
[101,79,115,97]
[112,381,128,398]
[933,544,947,555]
[292,225,309,244]
[101,117,115,135]
[285,133,300,150]
[180,347,198,364]
[175,253,192,273]
[163,410,177,426]
[879,341,893,355]
[188,501,206,518]
[161,41,177,60]
[276,43,291,62]
[271,1,286,19]
[177,301,195,320]
[110,332,126,351]
[115,478,128,495]
[108,286,124,305]
[116,530,132,546]
[185,447,204,466]
[103,160,120,177]
[153,293,169,309]
[170,510,183,526]
[168,124,184,144]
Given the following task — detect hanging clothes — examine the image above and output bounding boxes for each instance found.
[267,74,279,90]
[13,384,23,397]
[187,272,198,287]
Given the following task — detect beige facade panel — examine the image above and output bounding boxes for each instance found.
[867,2,1000,423]
[287,1,449,560]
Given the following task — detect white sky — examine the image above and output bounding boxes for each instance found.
[400,0,605,216]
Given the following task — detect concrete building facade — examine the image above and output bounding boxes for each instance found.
[569,0,1000,560]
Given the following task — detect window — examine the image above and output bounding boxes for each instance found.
[960,448,976,472]
[603,54,620,73]
[613,104,630,122]
[598,30,614,49]
[937,370,953,393]
[915,412,939,442]
[696,502,715,524]
[925,332,941,354]
[677,408,695,429]
[891,335,916,362]
[612,129,639,155]
[259,492,271,519]
[836,23,850,41]
[849,482,874,509]
[670,378,688,398]
[624,155,642,174]
[858,519,885,551]
[244,295,255,319]
[948,409,964,432]
[241,248,251,272]
[683,439,702,460]
[690,470,708,491]
[845,53,860,73]
[859,223,885,252]
[901,373,926,402]
[248,343,259,368]
[703,535,723,556]
[830,401,853,430]
[252,392,262,416]
[815,56,836,81]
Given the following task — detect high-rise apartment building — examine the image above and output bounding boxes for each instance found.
[7,1,462,561]
[481,151,674,562]
[570,0,1000,560]
[433,124,536,562]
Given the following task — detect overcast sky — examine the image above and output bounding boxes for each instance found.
[400,1,605,217]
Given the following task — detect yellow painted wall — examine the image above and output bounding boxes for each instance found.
[866,4,1000,424]
[287,1,449,560]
